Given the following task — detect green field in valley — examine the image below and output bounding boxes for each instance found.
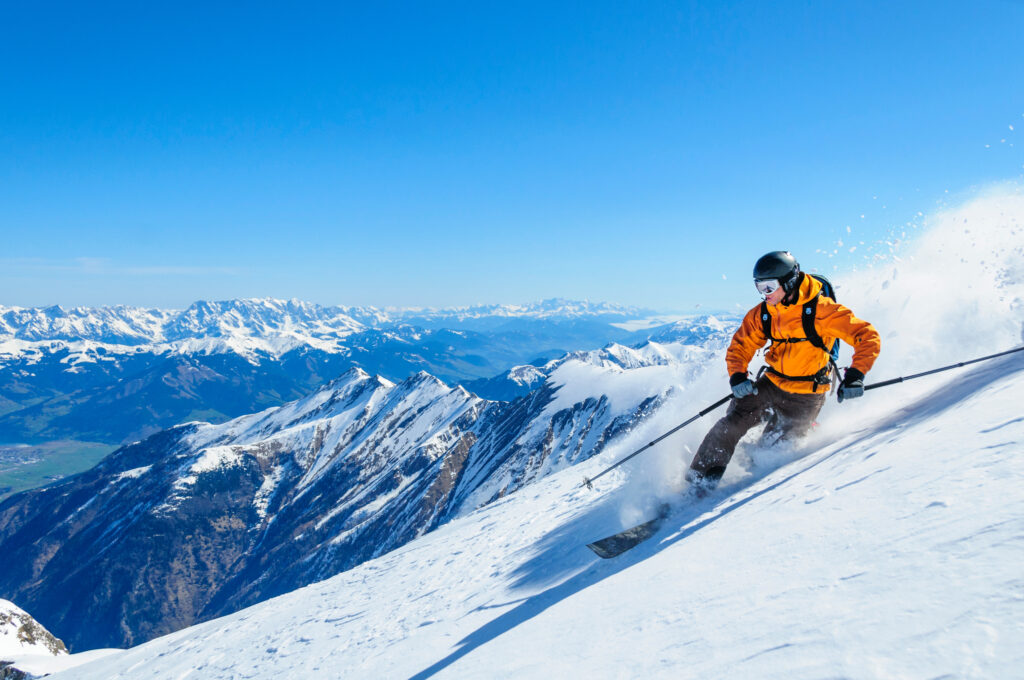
[0,441,118,501]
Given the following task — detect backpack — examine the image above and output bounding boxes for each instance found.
[758,273,840,388]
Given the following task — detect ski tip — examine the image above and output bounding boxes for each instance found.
[586,541,620,559]
[585,512,668,559]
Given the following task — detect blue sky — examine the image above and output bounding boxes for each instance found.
[2,1,1022,312]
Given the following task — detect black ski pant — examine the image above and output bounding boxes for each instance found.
[687,376,826,487]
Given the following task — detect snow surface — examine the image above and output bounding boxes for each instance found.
[3,649,120,676]
[24,185,1024,678]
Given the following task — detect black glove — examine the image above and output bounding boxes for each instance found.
[837,367,865,403]
[730,372,758,399]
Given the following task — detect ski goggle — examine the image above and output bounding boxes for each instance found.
[755,279,781,296]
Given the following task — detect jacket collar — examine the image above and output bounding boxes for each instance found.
[777,273,822,307]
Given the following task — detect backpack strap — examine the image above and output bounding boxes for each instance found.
[759,301,772,341]
[764,364,833,389]
[801,294,828,353]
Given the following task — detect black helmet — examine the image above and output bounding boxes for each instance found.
[753,251,801,293]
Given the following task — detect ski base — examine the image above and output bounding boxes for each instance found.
[586,504,670,558]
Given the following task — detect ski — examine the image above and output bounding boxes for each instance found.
[586,503,671,558]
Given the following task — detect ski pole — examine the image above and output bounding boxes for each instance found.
[864,345,1024,391]
[583,394,732,489]
[581,345,1023,490]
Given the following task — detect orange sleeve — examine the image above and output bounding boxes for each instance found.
[725,307,769,377]
[815,300,881,374]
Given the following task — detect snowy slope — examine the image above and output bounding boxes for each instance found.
[39,185,1024,679]
[42,349,1024,679]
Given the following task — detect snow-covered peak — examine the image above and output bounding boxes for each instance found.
[393,369,451,394]
[182,366,393,451]
[0,304,173,344]
[645,314,736,346]
[506,364,547,387]
[545,334,725,376]
[394,297,654,322]
[0,599,67,658]
[163,298,367,342]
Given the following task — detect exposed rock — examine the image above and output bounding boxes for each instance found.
[0,599,67,680]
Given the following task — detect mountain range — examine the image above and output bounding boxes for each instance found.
[0,306,733,651]
[0,298,702,446]
[0,298,657,347]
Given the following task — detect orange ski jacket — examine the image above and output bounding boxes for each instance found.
[726,274,881,394]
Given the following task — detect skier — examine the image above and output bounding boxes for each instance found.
[686,251,881,492]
